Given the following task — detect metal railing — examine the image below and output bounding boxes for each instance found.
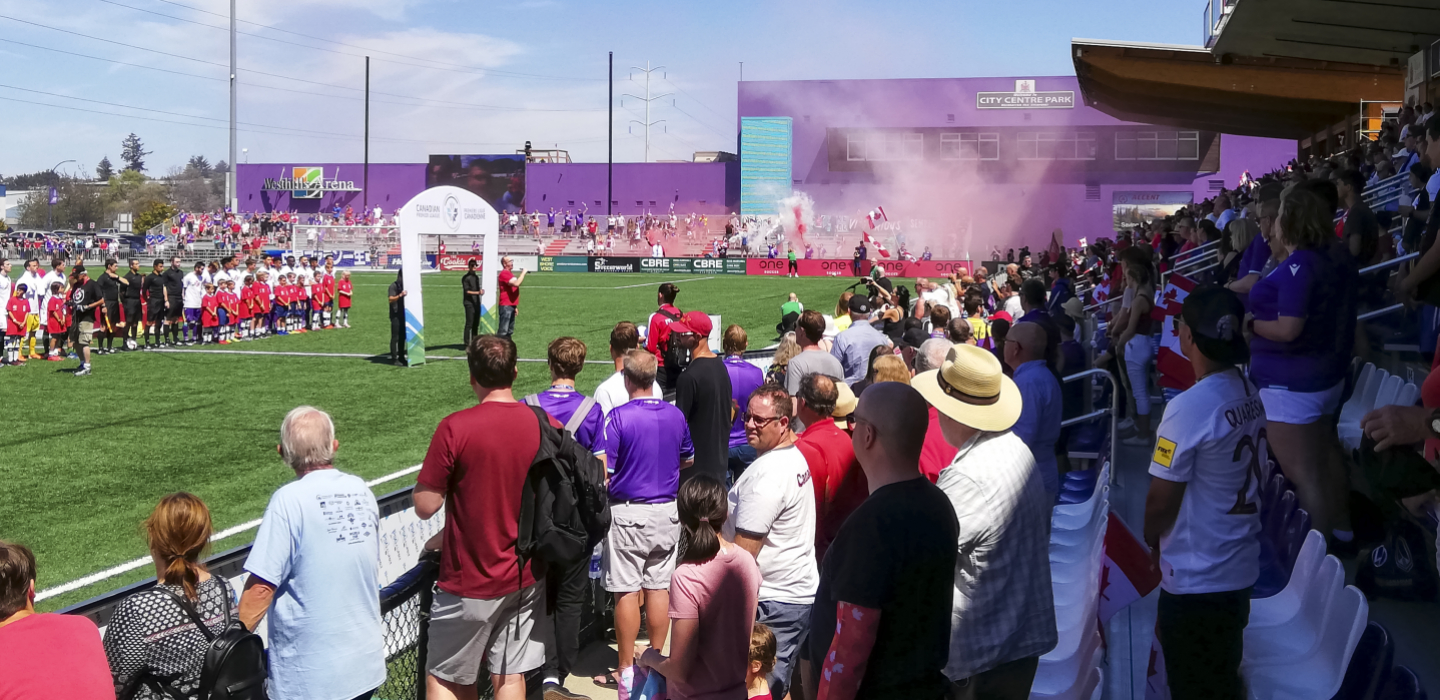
[1170,238,1220,264]
[1059,368,1120,482]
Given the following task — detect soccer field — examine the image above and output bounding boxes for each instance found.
[0,269,893,610]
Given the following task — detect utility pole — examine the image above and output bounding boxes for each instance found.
[364,56,370,211]
[227,0,237,212]
[623,61,671,163]
[607,51,613,219]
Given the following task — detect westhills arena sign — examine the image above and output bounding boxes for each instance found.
[976,79,1074,110]
[261,167,362,199]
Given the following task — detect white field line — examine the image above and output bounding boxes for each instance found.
[148,348,609,364]
[355,274,714,290]
[35,465,424,602]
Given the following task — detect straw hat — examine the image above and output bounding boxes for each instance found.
[831,381,859,430]
[913,344,1021,432]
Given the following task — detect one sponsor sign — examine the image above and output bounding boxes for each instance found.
[746,258,974,278]
[589,256,641,273]
[639,257,674,273]
[262,167,362,199]
[540,256,588,272]
[681,257,748,275]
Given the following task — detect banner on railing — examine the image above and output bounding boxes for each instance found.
[746,258,974,278]
[1153,274,1197,390]
[539,255,589,272]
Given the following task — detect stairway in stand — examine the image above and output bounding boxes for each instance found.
[542,238,572,256]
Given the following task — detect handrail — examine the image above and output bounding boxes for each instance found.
[1362,172,1408,199]
[1171,239,1220,263]
[1059,368,1119,481]
[1172,249,1218,273]
[1062,408,1109,428]
[1359,303,1404,322]
[1359,252,1418,276]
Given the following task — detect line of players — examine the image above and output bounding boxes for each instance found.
[2,254,354,366]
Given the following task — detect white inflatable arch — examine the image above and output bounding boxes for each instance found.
[396,186,498,366]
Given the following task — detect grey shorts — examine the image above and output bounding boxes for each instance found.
[426,582,552,685]
[602,501,680,593]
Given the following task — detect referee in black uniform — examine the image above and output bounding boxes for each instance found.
[461,258,483,346]
[144,259,169,349]
[96,258,123,355]
[163,256,185,345]
[388,272,407,365]
[122,258,143,351]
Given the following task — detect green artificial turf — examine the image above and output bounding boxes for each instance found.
[0,270,896,610]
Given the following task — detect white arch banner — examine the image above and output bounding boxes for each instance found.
[397,186,498,366]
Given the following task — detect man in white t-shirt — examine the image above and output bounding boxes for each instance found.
[181,262,207,344]
[0,258,11,337]
[723,385,817,700]
[595,321,662,415]
[17,259,46,359]
[1145,285,1262,700]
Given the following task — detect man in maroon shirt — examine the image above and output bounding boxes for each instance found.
[644,282,683,394]
[496,256,527,340]
[0,541,116,700]
[415,335,560,700]
[794,374,869,564]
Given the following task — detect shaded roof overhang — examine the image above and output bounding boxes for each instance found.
[1072,38,1402,140]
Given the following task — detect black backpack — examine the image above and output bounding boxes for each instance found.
[146,585,267,700]
[656,307,691,372]
[517,405,612,566]
[1357,518,1438,602]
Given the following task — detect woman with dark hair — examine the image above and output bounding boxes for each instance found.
[1094,261,1156,445]
[1251,187,1355,548]
[104,493,236,699]
[636,476,761,700]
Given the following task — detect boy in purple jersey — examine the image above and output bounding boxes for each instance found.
[521,336,607,699]
[721,324,766,480]
[601,349,695,696]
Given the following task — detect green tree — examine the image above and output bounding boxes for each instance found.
[186,155,213,177]
[120,133,151,172]
[96,156,115,181]
[134,201,177,233]
[213,160,229,173]
[16,176,111,231]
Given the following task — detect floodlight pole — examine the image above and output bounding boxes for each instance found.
[227,0,237,212]
[608,51,613,219]
[364,55,370,211]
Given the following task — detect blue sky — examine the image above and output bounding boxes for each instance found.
[1,0,1198,176]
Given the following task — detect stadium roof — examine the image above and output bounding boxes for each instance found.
[1071,0,1435,140]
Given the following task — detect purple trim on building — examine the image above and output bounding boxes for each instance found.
[525,162,738,215]
[236,163,426,215]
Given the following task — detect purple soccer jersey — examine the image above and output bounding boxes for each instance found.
[604,398,694,503]
[534,387,606,455]
[1248,248,1347,392]
[724,356,765,448]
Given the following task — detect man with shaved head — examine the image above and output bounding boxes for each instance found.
[795,373,867,565]
[808,383,959,700]
[1005,322,1062,497]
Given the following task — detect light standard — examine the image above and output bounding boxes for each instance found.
[47,159,75,231]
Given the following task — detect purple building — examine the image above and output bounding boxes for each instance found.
[236,163,426,216]
[737,76,1296,251]
[525,161,739,216]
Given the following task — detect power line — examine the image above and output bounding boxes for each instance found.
[116,0,604,82]
[671,103,731,140]
[661,76,732,126]
[0,37,224,82]
[0,19,603,113]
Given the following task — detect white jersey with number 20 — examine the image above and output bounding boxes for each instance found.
[1149,369,1264,595]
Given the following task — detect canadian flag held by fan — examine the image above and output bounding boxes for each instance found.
[1151,274,1197,390]
[865,206,887,229]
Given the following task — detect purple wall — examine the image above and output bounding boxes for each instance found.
[737,76,1296,249]
[525,162,738,215]
[236,163,426,215]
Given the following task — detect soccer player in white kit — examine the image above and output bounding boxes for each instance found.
[1144,285,1264,700]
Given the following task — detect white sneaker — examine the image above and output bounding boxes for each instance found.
[1117,417,1136,432]
[1121,433,1152,447]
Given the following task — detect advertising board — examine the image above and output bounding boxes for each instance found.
[589,256,641,273]
[539,256,588,272]
[746,258,973,278]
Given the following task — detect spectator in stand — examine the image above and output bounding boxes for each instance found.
[602,349,694,696]
[1396,120,1440,299]
[766,332,800,387]
[1334,169,1382,266]
[645,283,684,393]
[794,373,868,565]
[414,337,557,700]
[104,494,236,700]
[725,385,818,700]
[1250,187,1356,549]
[831,295,890,385]
[0,541,116,700]
[1006,323,1063,497]
[595,322,662,415]
[915,339,962,483]
[1093,262,1156,446]
[809,383,959,700]
[1001,278,1024,318]
[675,311,734,485]
[1145,286,1262,700]
[496,256,527,340]
[1228,196,1282,301]
[724,325,767,479]
[635,476,762,700]
[785,311,845,399]
[1017,277,1061,374]
[914,344,1056,698]
[832,292,855,333]
[946,317,973,345]
[239,407,384,700]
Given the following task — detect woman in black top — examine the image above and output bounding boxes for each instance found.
[104,493,235,699]
[461,258,483,346]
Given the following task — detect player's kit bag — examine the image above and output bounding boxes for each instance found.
[657,307,690,372]
[137,584,268,700]
[517,404,612,566]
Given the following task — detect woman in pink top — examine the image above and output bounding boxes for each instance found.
[637,476,762,700]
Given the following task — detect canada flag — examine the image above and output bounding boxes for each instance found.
[862,231,891,259]
[1091,274,1110,305]
[1151,274,1197,390]
[1098,512,1160,623]
[865,206,888,230]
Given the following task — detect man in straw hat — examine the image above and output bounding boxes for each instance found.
[914,344,1057,699]
[1144,285,1261,700]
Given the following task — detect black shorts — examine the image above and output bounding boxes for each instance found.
[167,296,184,320]
[148,299,168,323]
[124,300,142,325]
[104,301,121,327]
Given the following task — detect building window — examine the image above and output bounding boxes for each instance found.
[847,134,867,161]
[1017,132,1096,161]
[939,133,999,161]
[1115,131,1200,160]
[946,114,955,123]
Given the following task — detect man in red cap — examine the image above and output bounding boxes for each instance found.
[672,310,734,485]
